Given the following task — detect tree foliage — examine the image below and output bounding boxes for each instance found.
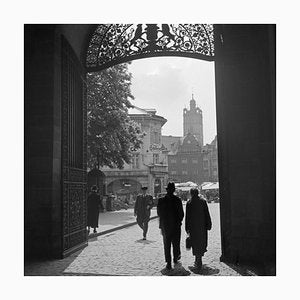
[87,63,144,169]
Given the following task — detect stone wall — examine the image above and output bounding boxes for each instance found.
[214,24,276,272]
[25,25,58,258]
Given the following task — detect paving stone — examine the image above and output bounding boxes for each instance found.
[25,204,250,276]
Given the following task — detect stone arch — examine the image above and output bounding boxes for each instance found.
[85,24,214,72]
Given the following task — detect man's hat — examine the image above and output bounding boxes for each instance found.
[141,186,148,190]
[166,182,175,191]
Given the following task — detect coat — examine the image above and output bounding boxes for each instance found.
[157,194,184,236]
[185,196,212,256]
[87,192,102,228]
[134,194,154,223]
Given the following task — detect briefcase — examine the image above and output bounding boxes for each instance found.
[185,236,192,250]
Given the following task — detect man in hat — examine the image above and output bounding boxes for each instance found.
[157,182,184,271]
[87,185,103,234]
[134,186,154,240]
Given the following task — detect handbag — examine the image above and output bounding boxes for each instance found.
[185,235,192,250]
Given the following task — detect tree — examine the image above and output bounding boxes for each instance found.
[87,63,144,169]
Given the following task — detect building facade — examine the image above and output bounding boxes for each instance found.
[102,106,169,197]
[202,135,218,182]
[167,133,204,184]
[167,134,218,185]
[164,94,218,185]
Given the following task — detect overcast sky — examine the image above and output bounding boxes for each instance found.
[128,57,217,145]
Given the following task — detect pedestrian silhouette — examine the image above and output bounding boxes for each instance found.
[185,188,212,273]
[157,182,184,271]
[134,186,154,240]
[87,185,103,234]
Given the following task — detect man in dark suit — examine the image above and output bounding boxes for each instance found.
[157,182,184,271]
[134,186,154,240]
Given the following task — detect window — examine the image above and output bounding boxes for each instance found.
[153,153,159,164]
[182,170,188,175]
[170,158,177,164]
[153,131,159,144]
[203,160,209,169]
[132,154,140,169]
[182,158,187,164]
[171,171,177,175]
[192,159,198,164]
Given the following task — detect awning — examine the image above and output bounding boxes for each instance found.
[176,186,192,192]
[201,182,219,190]
[175,181,198,188]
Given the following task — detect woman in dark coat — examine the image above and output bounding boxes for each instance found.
[87,185,102,234]
[185,188,212,272]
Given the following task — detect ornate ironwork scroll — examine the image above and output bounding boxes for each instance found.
[62,36,87,257]
[86,24,214,71]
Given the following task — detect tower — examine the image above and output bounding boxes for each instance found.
[183,94,203,147]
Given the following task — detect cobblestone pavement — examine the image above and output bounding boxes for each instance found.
[92,208,157,235]
[25,204,251,276]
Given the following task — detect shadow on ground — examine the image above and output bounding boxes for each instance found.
[222,262,271,276]
[24,248,85,276]
[135,239,156,244]
[161,262,191,276]
[187,264,220,275]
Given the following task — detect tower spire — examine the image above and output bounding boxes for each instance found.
[190,93,196,110]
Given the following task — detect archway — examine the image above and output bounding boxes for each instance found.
[25,25,275,272]
[107,178,142,196]
[83,23,219,252]
[85,24,214,72]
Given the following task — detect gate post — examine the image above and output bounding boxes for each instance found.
[214,25,276,272]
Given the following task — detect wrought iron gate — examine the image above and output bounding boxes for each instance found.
[61,36,87,257]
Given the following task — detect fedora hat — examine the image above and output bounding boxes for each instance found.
[166,182,175,191]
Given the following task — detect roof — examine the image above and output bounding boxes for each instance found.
[161,135,181,152]
[128,106,153,115]
[129,105,167,126]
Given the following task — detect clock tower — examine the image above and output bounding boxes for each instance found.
[183,94,204,147]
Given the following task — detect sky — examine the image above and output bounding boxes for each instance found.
[128,57,217,145]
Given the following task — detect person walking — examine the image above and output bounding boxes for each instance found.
[185,188,212,273]
[157,182,184,271]
[87,185,103,234]
[134,186,154,240]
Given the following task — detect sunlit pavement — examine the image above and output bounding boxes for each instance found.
[25,204,254,276]
[90,207,158,236]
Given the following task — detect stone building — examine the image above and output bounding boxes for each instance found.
[163,95,218,185]
[102,106,169,197]
[183,94,204,147]
[167,133,204,184]
[202,135,218,182]
[166,133,218,184]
